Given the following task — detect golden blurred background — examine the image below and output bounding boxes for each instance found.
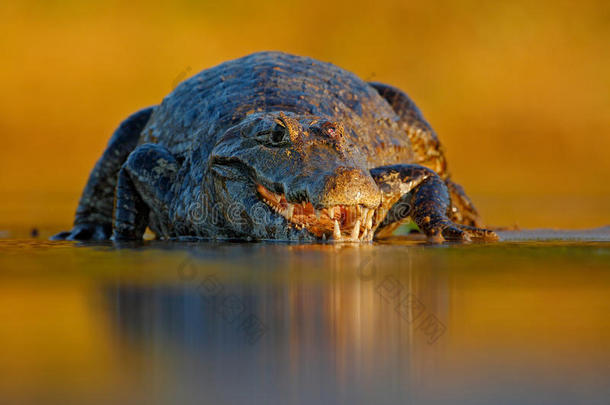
[1,0,609,232]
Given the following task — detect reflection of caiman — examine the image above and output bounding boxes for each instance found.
[54,52,497,243]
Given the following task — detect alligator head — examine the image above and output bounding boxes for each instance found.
[208,112,383,241]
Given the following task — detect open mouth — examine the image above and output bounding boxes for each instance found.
[256,184,377,241]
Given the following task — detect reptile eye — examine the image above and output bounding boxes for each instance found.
[254,123,289,146]
[270,127,286,144]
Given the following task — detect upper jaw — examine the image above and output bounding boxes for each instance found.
[209,156,383,242]
[256,183,380,242]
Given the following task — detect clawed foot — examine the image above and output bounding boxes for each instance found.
[428,220,499,243]
[51,223,112,241]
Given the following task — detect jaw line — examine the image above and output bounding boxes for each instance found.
[255,183,378,242]
[211,160,381,242]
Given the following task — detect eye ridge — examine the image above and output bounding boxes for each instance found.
[256,125,288,146]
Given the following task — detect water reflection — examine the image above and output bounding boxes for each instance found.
[93,243,451,404]
[1,239,609,404]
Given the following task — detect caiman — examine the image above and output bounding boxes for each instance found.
[53,51,498,243]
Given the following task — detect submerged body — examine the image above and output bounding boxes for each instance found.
[54,52,497,242]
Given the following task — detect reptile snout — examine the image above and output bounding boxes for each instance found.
[309,167,381,209]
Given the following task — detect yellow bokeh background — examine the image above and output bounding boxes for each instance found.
[1,0,609,231]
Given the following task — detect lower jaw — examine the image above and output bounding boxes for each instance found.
[255,184,380,242]
[287,225,375,243]
[265,227,375,243]
[265,206,379,242]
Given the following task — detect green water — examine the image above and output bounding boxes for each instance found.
[1,232,609,404]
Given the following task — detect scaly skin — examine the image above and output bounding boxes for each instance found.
[52,51,497,243]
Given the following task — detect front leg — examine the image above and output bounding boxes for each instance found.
[370,164,498,242]
[113,144,179,240]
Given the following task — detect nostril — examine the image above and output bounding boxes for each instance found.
[311,121,344,140]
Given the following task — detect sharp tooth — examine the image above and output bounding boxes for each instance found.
[333,219,341,240]
[329,207,335,219]
[351,219,361,241]
[361,228,368,241]
[362,207,369,223]
[322,233,327,241]
[366,209,374,228]
[284,204,294,219]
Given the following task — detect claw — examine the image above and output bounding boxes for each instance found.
[50,223,112,241]
[456,224,499,241]
[440,225,471,242]
[50,231,72,241]
[428,231,445,244]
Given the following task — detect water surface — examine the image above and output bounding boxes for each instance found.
[0,232,609,404]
